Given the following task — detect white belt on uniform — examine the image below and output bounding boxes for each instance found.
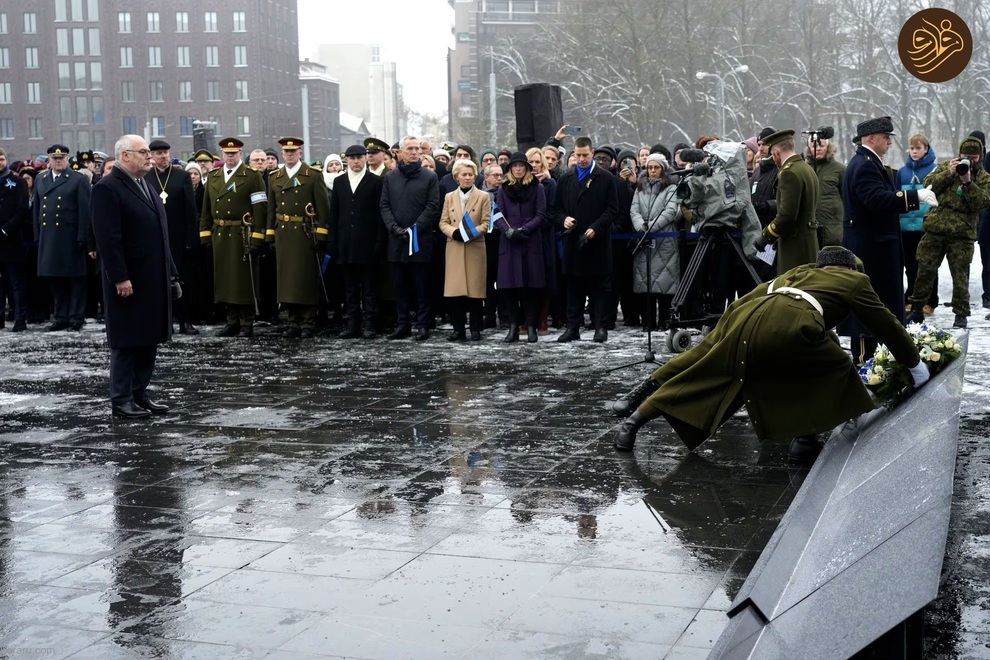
[766,279,824,316]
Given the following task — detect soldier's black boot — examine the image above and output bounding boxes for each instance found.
[953,314,967,329]
[216,324,239,337]
[611,377,660,417]
[788,435,821,462]
[504,325,519,343]
[906,309,925,325]
[614,410,648,452]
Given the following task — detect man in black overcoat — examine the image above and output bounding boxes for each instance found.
[329,144,387,339]
[0,149,31,331]
[554,136,619,343]
[840,116,938,362]
[145,139,199,334]
[91,135,177,419]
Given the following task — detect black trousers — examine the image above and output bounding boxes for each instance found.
[0,261,27,321]
[565,274,610,330]
[342,263,380,331]
[110,345,158,406]
[390,262,431,331]
[448,296,483,334]
[504,288,542,327]
[48,276,87,324]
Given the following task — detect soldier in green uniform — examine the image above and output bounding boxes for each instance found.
[265,137,331,338]
[755,129,821,274]
[364,137,392,177]
[199,137,268,337]
[611,247,930,459]
[908,136,990,329]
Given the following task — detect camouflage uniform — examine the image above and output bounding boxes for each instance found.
[911,137,990,318]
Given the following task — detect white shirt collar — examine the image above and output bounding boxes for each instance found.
[285,162,302,179]
[224,161,242,183]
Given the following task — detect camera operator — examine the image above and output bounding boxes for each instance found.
[754,129,820,275]
[907,136,990,329]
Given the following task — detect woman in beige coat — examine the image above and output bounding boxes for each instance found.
[440,159,491,341]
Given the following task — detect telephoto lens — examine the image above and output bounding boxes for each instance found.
[957,160,970,176]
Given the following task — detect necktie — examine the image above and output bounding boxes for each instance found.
[138,178,151,200]
[227,169,233,176]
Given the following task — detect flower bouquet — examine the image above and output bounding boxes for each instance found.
[858,322,962,405]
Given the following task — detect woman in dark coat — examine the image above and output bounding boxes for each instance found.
[527,147,557,334]
[494,152,546,343]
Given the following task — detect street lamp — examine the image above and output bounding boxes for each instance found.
[695,64,750,138]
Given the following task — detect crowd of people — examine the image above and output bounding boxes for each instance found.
[2,118,989,356]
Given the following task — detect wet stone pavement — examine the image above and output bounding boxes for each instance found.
[1,286,989,658]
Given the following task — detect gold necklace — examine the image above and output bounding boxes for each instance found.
[154,165,172,203]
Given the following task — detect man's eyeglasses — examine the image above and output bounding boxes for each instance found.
[125,149,152,156]
[488,172,504,178]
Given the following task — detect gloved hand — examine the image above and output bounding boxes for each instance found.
[909,360,930,387]
[171,278,183,300]
[392,225,409,238]
[248,244,264,257]
[692,162,711,176]
[503,227,516,239]
[577,234,590,249]
[917,185,939,208]
[450,231,464,242]
[754,234,770,251]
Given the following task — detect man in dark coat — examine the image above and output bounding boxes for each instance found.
[749,127,779,281]
[145,139,199,335]
[0,148,31,331]
[380,136,440,340]
[91,135,177,419]
[554,136,619,342]
[755,129,820,274]
[840,116,937,362]
[33,144,92,331]
[329,144,386,339]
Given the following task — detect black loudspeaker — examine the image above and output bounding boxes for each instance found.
[514,83,563,152]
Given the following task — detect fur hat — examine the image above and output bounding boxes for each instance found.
[855,116,895,140]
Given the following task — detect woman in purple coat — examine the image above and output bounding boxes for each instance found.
[494,152,546,343]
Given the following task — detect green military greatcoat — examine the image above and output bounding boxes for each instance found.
[640,265,920,448]
[266,163,331,305]
[199,163,268,305]
[764,154,821,274]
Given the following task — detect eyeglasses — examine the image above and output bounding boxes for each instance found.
[646,165,662,171]
[125,149,152,156]
[488,172,504,178]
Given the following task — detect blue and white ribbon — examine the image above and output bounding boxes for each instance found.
[490,202,503,233]
[250,191,267,204]
[459,210,480,241]
[406,225,420,256]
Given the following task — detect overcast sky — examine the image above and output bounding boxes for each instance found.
[298,0,454,116]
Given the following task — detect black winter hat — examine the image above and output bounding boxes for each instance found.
[816,246,860,270]
[507,151,530,169]
[758,127,776,142]
[969,131,986,151]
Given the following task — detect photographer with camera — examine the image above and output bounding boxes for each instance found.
[753,129,820,275]
[907,136,990,329]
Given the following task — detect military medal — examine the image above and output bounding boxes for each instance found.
[160,191,168,202]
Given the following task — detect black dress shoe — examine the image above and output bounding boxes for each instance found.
[611,376,660,417]
[788,435,821,462]
[11,320,26,333]
[504,325,520,343]
[557,327,580,343]
[614,411,648,452]
[527,327,538,343]
[362,329,377,340]
[387,326,412,340]
[238,326,254,337]
[46,321,70,332]
[112,402,152,419]
[470,331,482,341]
[300,328,314,338]
[134,397,169,414]
[284,326,302,338]
[413,328,429,341]
[179,322,200,335]
[339,327,360,339]
[447,330,466,342]
[68,322,84,331]
[216,324,240,337]
[593,328,608,343]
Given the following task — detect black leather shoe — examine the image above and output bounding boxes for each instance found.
[362,329,377,340]
[112,402,152,419]
[614,411,648,452]
[527,327,538,343]
[413,328,429,341]
[593,328,608,343]
[135,397,169,414]
[448,330,466,342]
[179,322,200,335]
[216,324,240,337]
[300,328,314,338]
[611,377,660,417]
[789,435,821,462]
[339,327,361,339]
[470,331,482,341]
[238,326,254,337]
[504,325,519,343]
[284,327,302,338]
[11,320,26,333]
[69,322,84,331]
[387,326,412,340]
[557,327,580,343]
[46,321,70,332]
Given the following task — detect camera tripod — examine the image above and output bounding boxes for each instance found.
[665,225,761,352]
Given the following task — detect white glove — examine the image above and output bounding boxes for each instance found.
[917,185,939,208]
[908,360,930,387]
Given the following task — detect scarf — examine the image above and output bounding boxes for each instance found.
[397,160,422,177]
[347,167,366,191]
[503,180,537,203]
[285,162,302,179]
[576,161,595,183]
